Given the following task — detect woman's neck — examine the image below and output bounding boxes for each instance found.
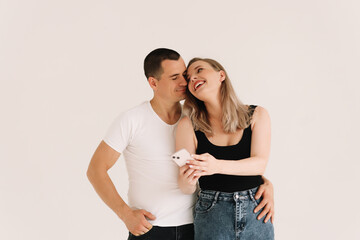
[204,94,222,122]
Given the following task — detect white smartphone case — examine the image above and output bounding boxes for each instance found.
[171,148,192,167]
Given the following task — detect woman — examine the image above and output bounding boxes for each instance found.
[175,58,274,240]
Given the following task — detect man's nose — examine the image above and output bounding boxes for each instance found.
[179,74,188,85]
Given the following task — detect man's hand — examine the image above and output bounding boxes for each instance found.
[123,209,156,236]
[254,178,274,223]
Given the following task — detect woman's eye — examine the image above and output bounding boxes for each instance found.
[197,68,203,73]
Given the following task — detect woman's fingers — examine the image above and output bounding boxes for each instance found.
[189,165,203,171]
[184,168,196,177]
[254,198,267,213]
[190,174,200,184]
[264,210,272,223]
[254,185,265,200]
[189,170,199,181]
[187,159,205,166]
[186,153,216,176]
[191,154,209,161]
[179,165,189,174]
[257,204,271,221]
[187,159,207,170]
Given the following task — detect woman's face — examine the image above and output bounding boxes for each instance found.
[186,60,225,101]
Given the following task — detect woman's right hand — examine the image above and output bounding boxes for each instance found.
[178,164,199,194]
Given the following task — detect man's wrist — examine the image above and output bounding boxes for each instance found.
[117,204,132,221]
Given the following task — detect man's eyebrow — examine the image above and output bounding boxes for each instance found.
[169,73,180,78]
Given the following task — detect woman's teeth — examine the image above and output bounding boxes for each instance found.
[195,81,205,91]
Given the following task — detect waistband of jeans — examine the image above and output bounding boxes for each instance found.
[198,186,259,201]
[153,223,193,230]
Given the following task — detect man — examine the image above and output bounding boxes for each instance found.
[87,48,274,239]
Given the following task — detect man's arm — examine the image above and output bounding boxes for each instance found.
[87,141,155,236]
[254,176,275,223]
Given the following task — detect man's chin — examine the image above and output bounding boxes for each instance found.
[178,95,186,101]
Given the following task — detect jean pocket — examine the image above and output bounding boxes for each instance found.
[195,197,217,214]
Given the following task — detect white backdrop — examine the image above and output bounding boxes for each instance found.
[1,0,359,239]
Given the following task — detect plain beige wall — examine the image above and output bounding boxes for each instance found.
[1,0,359,239]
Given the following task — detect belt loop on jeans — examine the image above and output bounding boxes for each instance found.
[214,191,220,202]
[248,189,256,202]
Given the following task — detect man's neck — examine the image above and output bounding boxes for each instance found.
[150,97,182,125]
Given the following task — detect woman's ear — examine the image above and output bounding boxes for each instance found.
[219,70,226,82]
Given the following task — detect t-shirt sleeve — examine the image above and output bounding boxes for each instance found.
[103,113,133,153]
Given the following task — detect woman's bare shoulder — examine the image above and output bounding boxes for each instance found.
[250,106,270,128]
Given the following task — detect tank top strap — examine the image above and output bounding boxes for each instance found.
[248,105,257,117]
[195,130,207,142]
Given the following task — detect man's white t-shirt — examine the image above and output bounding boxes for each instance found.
[103,101,196,226]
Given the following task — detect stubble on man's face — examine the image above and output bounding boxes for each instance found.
[157,58,187,102]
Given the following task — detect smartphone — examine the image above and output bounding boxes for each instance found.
[171,148,192,167]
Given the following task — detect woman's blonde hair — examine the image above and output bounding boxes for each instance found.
[184,58,252,135]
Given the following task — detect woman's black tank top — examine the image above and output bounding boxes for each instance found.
[195,105,263,192]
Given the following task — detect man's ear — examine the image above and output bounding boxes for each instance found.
[148,77,158,90]
[219,70,226,82]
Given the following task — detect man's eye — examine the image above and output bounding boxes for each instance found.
[172,77,177,80]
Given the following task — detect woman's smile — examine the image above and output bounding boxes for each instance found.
[193,80,206,91]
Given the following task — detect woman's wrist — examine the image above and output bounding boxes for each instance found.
[262,176,272,186]
[215,159,224,174]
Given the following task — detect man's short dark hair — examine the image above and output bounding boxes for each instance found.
[144,48,180,80]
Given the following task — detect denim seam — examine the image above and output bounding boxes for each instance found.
[195,195,218,214]
[235,194,241,239]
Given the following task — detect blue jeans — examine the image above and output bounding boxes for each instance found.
[127,223,194,240]
[194,187,274,240]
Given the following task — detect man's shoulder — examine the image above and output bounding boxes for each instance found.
[116,101,149,119]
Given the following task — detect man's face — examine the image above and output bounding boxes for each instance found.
[154,58,187,103]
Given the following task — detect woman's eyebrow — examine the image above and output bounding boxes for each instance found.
[186,65,202,78]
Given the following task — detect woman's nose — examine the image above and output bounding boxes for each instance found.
[190,75,197,82]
